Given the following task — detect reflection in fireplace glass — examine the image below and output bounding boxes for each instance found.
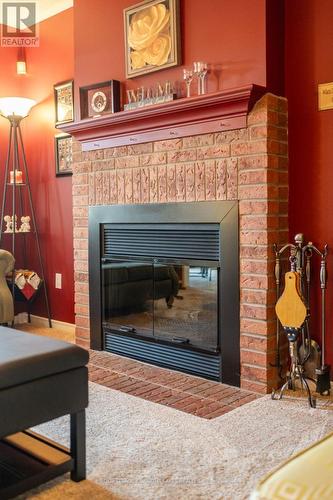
[102,260,219,352]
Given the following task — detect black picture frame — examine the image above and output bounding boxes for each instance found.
[55,134,73,177]
[79,80,121,120]
[54,80,74,126]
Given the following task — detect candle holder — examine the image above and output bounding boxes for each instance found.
[183,68,194,98]
[9,170,23,184]
[193,61,208,95]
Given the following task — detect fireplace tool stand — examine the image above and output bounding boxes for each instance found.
[271,234,329,408]
[273,325,315,408]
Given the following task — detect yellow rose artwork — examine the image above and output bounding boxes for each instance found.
[126,0,178,75]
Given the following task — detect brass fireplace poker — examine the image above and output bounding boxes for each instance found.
[271,234,330,407]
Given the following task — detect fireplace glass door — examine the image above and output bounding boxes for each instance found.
[102,258,219,352]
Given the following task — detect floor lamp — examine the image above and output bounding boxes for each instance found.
[0,97,52,327]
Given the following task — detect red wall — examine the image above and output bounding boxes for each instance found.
[266,0,285,95]
[73,0,269,115]
[0,11,75,323]
[0,43,20,94]
[285,0,333,367]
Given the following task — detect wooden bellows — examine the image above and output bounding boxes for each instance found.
[275,271,307,330]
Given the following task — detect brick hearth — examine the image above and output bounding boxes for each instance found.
[89,351,260,419]
[72,93,288,394]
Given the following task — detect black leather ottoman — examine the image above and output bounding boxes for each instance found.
[0,326,89,499]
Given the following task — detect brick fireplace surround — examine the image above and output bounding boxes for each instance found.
[71,92,288,394]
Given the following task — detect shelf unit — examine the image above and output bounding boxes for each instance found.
[0,118,52,327]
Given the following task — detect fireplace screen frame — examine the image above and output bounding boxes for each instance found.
[89,200,240,386]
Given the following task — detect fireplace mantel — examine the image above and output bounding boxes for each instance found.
[60,84,265,151]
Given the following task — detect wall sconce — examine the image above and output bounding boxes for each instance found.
[16,48,27,75]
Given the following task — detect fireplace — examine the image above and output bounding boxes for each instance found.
[67,89,288,393]
[89,201,239,385]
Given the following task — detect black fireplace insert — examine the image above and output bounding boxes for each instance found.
[89,201,240,386]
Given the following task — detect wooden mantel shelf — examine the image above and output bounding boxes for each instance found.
[60,84,266,151]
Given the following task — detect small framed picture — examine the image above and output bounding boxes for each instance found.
[54,80,74,126]
[124,0,181,78]
[55,134,73,176]
[79,80,121,119]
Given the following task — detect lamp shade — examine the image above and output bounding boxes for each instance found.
[0,97,36,118]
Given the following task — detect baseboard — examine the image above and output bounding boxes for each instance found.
[28,315,75,333]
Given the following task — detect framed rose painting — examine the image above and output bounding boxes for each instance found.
[124,0,181,78]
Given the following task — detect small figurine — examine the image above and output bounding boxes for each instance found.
[4,215,20,233]
[4,215,12,233]
[19,215,31,233]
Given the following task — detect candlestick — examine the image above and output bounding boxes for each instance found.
[183,68,194,98]
[193,61,208,95]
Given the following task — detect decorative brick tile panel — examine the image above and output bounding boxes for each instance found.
[167,165,177,201]
[183,134,214,148]
[227,158,238,199]
[72,92,289,393]
[157,165,167,202]
[154,138,183,151]
[205,160,216,200]
[197,144,230,160]
[175,164,186,201]
[127,143,153,155]
[124,169,133,203]
[216,160,227,200]
[185,163,195,201]
[195,162,205,201]
[140,152,166,166]
[141,167,150,203]
[167,149,197,163]
[149,166,158,202]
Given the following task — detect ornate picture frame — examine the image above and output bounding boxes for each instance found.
[124,0,181,78]
[54,80,74,126]
[79,80,121,119]
[55,134,73,177]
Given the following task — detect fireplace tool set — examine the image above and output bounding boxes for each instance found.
[271,234,330,408]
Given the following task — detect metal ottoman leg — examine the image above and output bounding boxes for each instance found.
[70,410,86,481]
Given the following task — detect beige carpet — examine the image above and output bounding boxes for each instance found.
[15,323,75,343]
[16,382,333,500]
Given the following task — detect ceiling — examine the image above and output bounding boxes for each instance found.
[3,0,73,27]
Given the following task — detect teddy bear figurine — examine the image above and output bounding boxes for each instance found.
[19,216,31,233]
[4,215,13,233]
